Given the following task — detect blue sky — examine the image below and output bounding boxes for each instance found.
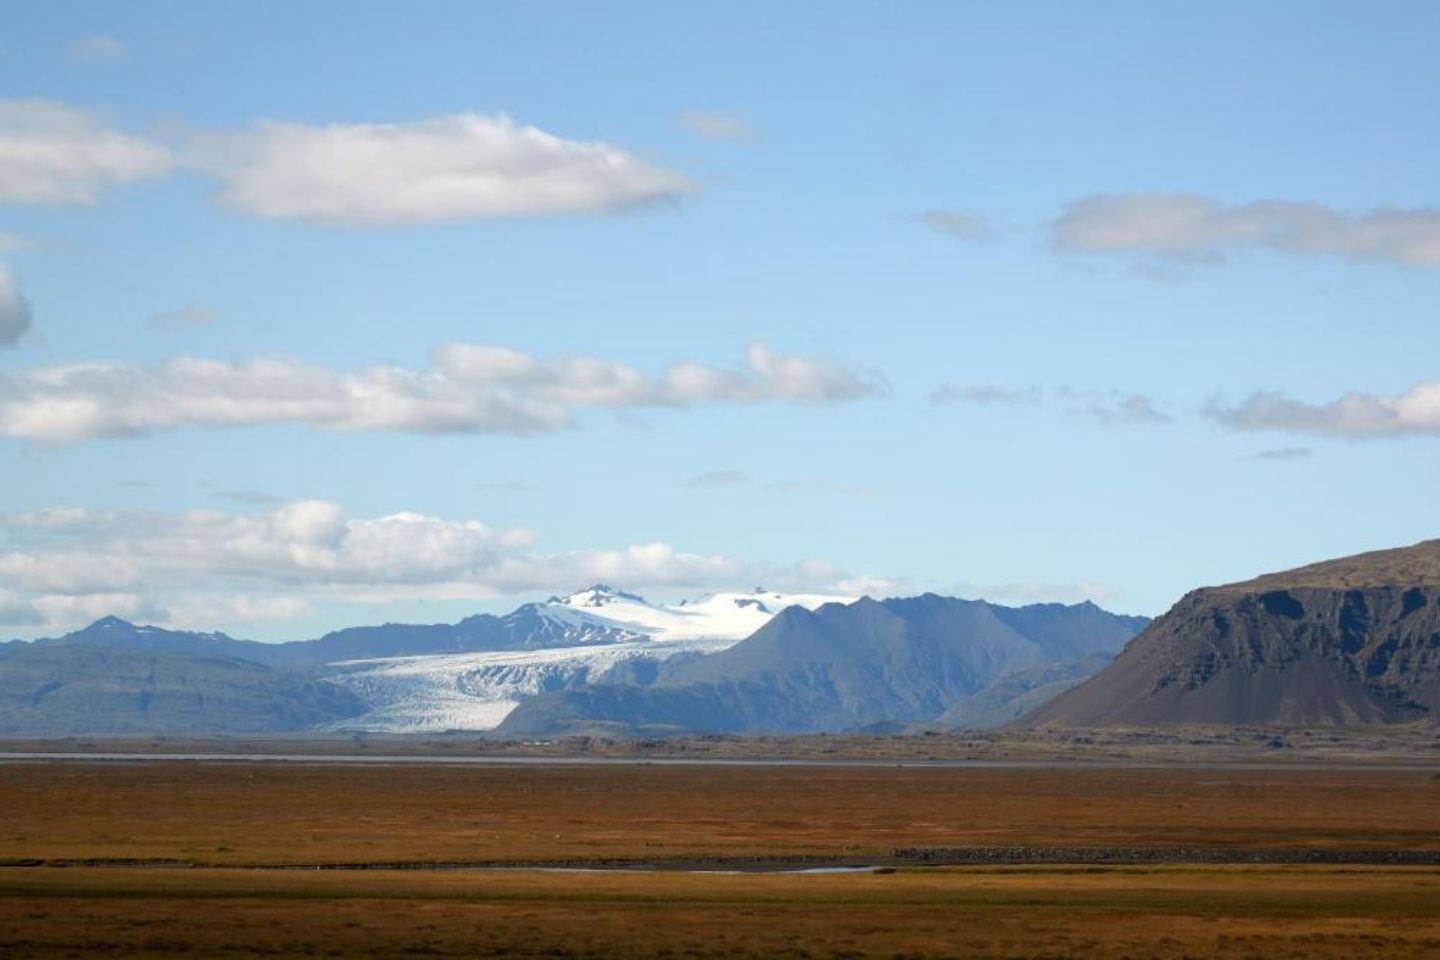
[1,1,1437,639]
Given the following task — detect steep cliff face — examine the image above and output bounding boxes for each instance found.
[1021,540,1440,727]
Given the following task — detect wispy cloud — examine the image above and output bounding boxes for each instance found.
[66,34,128,63]
[149,304,218,330]
[66,35,127,64]
[932,383,1170,426]
[0,265,32,348]
[676,112,754,143]
[1248,446,1314,461]
[0,342,886,443]
[952,578,1126,608]
[1208,382,1440,438]
[928,384,1040,407]
[1082,392,1171,426]
[1054,193,1440,268]
[917,209,994,242]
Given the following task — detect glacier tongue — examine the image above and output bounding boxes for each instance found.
[323,637,732,733]
[323,587,855,732]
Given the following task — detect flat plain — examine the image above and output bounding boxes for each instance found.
[3,758,1440,957]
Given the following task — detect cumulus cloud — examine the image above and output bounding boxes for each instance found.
[66,35,127,63]
[1208,382,1440,438]
[0,500,893,634]
[0,265,31,347]
[1054,193,1440,268]
[0,341,883,443]
[917,210,994,242]
[149,304,218,329]
[0,99,172,204]
[193,113,693,223]
[676,112,754,143]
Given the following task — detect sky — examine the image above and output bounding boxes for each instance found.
[0,1,1437,640]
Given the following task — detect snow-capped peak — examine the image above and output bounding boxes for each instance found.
[553,584,650,609]
[538,585,855,642]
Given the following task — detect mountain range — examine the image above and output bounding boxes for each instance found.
[0,586,850,734]
[8,539,1436,737]
[0,586,1144,735]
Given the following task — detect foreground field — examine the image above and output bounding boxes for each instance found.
[3,761,1440,957]
[2,865,1439,958]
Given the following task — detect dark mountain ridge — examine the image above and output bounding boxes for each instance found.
[1020,540,1440,728]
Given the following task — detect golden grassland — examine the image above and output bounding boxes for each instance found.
[3,762,1439,865]
[3,761,1440,957]
[3,865,1440,958]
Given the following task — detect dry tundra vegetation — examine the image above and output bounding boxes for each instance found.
[1,753,1439,957]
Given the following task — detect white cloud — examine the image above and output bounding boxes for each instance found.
[1208,382,1440,438]
[0,99,172,205]
[917,210,994,242]
[676,112,754,143]
[0,265,31,347]
[0,500,893,634]
[0,233,30,254]
[149,304,218,329]
[66,35,127,64]
[0,342,883,443]
[1054,193,1440,268]
[194,113,693,223]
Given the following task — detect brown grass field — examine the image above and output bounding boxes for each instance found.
[3,760,1440,957]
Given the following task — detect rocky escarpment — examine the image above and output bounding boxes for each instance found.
[1021,540,1440,727]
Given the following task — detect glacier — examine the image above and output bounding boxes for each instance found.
[321,585,853,732]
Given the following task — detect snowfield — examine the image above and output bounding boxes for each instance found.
[323,586,853,732]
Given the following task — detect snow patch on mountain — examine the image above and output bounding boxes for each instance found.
[549,584,853,641]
